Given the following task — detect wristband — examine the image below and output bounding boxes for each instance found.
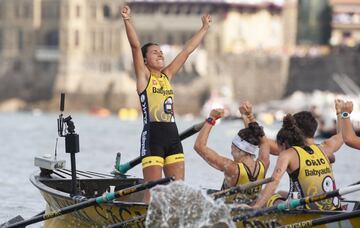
[341,112,350,119]
[206,117,216,126]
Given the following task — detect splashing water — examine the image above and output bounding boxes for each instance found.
[145,181,236,228]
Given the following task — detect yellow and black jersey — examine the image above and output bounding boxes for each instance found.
[139,72,184,167]
[222,160,266,203]
[289,145,340,210]
[139,72,175,124]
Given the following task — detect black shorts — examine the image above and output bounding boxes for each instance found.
[140,122,184,168]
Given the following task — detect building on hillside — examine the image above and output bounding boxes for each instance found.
[330,0,360,47]
[0,0,284,112]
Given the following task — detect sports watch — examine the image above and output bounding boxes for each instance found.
[206,117,216,126]
[341,112,350,119]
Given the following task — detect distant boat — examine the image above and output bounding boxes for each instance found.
[90,107,112,117]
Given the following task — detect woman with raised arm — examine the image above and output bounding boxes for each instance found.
[252,114,341,210]
[194,101,270,203]
[121,5,211,202]
[340,101,360,149]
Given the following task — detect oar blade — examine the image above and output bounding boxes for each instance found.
[0,215,25,228]
[179,121,205,140]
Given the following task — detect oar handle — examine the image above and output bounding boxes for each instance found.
[116,157,142,174]
[117,121,205,174]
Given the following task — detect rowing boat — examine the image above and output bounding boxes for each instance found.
[30,165,360,228]
[12,93,360,228]
[30,168,148,227]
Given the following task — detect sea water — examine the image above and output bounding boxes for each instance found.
[0,112,359,227]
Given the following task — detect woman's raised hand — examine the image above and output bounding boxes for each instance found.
[335,99,344,115]
[210,108,224,120]
[239,101,253,115]
[341,101,354,114]
[201,14,212,28]
[121,5,131,20]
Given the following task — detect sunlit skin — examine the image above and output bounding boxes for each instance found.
[252,99,345,209]
[340,101,360,149]
[121,5,211,203]
[268,99,344,157]
[194,102,270,189]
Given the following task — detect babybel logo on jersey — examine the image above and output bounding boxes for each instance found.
[305,167,331,177]
[152,87,173,96]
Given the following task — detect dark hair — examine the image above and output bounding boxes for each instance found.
[141,42,159,59]
[238,122,265,146]
[276,114,306,149]
[293,111,318,138]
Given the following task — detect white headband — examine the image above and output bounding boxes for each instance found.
[232,135,259,156]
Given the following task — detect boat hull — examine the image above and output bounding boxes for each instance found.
[41,192,147,227]
[236,210,360,228]
[30,170,147,227]
[31,170,360,228]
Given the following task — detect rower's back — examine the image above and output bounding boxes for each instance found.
[222,122,269,203]
[277,114,341,211]
[290,145,340,210]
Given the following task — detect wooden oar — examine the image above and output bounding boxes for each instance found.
[107,214,147,228]
[280,209,360,228]
[232,183,360,222]
[5,177,174,228]
[211,177,274,200]
[116,121,205,174]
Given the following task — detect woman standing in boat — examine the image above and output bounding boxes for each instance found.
[194,102,270,203]
[121,5,211,202]
[340,101,360,149]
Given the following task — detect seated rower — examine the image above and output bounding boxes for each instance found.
[194,102,270,203]
[340,101,360,149]
[264,99,344,206]
[252,114,341,210]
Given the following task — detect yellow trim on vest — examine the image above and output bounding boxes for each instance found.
[236,161,265,185]
[142,156,164,169]
[164,153,184,165]
[228,160,266,202]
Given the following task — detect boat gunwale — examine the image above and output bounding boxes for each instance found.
[29,170,148,207]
